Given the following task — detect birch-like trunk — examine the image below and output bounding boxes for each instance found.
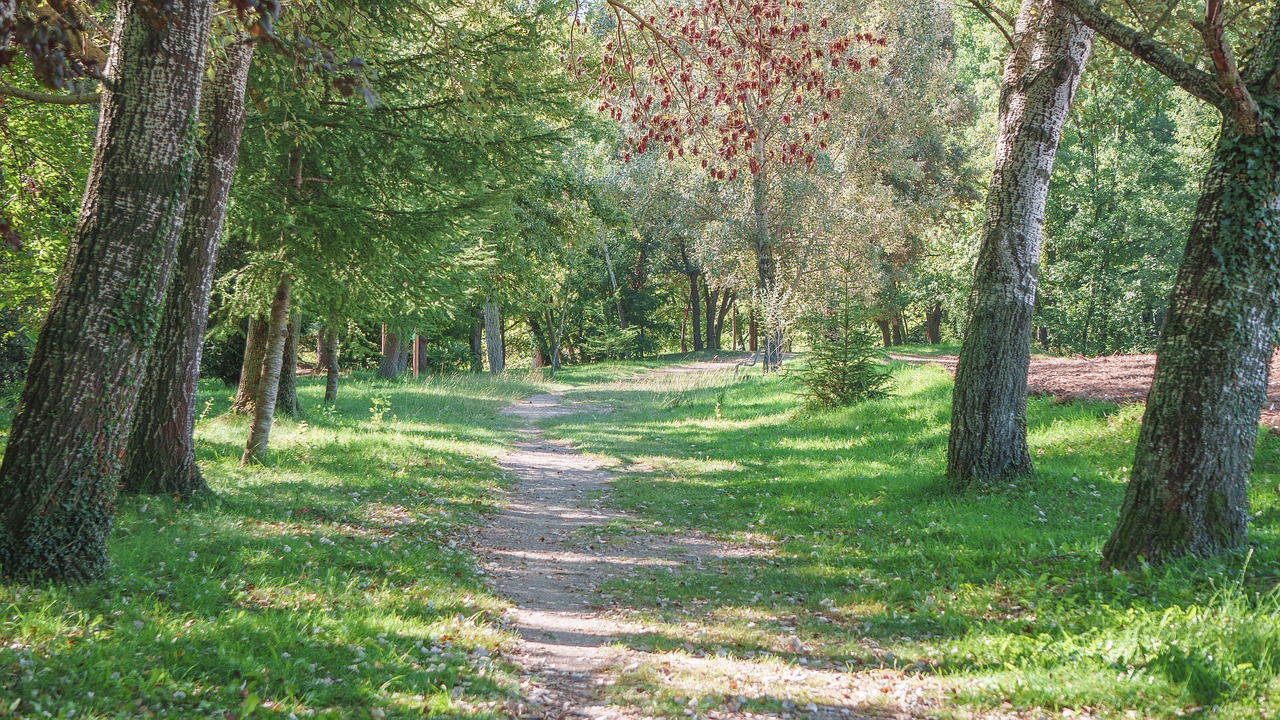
[241,275,292,465]
[947,0,1093,487]
[121,37,254,499]
[0,0,214,582]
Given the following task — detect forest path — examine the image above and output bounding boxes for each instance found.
[476,362,979,720]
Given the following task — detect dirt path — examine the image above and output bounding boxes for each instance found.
[476,365,1001,720]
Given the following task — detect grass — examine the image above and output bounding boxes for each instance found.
[3,354,1280,719]
[539,358,1280,719]
[0,371,548,719]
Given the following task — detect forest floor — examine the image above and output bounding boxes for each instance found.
[1,354,1279,719]
[888,349,1280,426]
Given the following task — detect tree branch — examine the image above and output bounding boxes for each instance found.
[959,0,1016,50]
[0,84,100,105]
[1192,0,1261,134]
[1054,0,1222,106]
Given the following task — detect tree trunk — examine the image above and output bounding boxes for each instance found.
[890,316,905,346]
[704,285,718,351]
[713,291,733,351]
[317,328,331,372]
[1103,123,1275,566]
[529,318,550,370]
[378,331,405,379]
[1038,325,1050,351]
[875,319,892,347]
[120,36,254,499]
[752,141,783,371]
[233,316,269,413]
[0,0,213,583]
[599,234,627,330]
[484,299,504,374]
[689,273,704,352]
[322,326,339,405]
[241,275,292,465]
[275,313,301,418]
[925,302,943,345]
[749,312,758,353]
[469,311,484,372]
[947,0,1093,488]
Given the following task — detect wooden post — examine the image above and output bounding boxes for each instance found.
[412,330,420,379]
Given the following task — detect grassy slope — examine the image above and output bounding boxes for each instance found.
[0,372,546,719]
[542,360,1280,719]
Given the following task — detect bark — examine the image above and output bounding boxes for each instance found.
[378,331,407,379]
[275,313,301,418]
[469,311,484,372]
[241,275,292,465]
[1103,123,1275,566]
[749,312,758,353]
[233,316,268,413]
[0,0,213,583]
[599,234,627,329]
[752,152,783,371]
[925,302,944,345]
[120,37,254,499]
[689,273,704,352]
[484,299,505,374]
[875,319,892,347]
[947,0,1093,488]
[890,316,905,346]
[529,318,550,370]
[322,326,339,405]
[317,329,331,372]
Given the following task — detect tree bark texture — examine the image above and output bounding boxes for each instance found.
[926,302,943,345]
[322,326,340,405]
[233,316,268,413]
[689,273,704,352]
[0,0,213,583]
[276,313,301,418]
[484,299,504,374]
[377,331,408,379]
[120,36,254,499]
[241,276,292,465]
[947,0,1093,488]
[469,311,484,372]
[1103,123,1276,566]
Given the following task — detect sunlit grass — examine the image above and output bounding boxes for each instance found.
[0,371,547,719]
[541,359,1280,719]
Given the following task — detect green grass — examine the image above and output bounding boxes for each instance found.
[539,358,1280,719]
[0,371,547,719]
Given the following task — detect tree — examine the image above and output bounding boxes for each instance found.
[596,0,879,370]
[1054,0,1280,566]
[121,34,255,498]
[946,0,1093,488]
[0,0,215,582]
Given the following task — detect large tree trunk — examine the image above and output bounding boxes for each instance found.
[275,313,301,418]
[120,37,254,499]
[689,273,704,352]
[233,316,269,413]
[529,318,550,369]
[484,299,505,374]
[0,0,213,583]
[241,276,292,465]
[1103,122,1274,566]
[875,319,892,347]
[322,326,339,405]
[947,0,1093,488]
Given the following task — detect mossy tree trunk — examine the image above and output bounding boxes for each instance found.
[275,313,301,418]
[947,0,1093,488]
[241,275,292,465]
[121,36,254,499]
[0,0,213,583]
[1103,121,1277,566]
[233,316,268,413]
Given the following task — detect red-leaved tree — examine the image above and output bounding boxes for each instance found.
[595,0,881,369]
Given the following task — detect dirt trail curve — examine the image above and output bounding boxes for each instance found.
[475,360,1000,720]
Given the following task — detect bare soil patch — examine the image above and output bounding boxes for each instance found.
[890,350,1280,426]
